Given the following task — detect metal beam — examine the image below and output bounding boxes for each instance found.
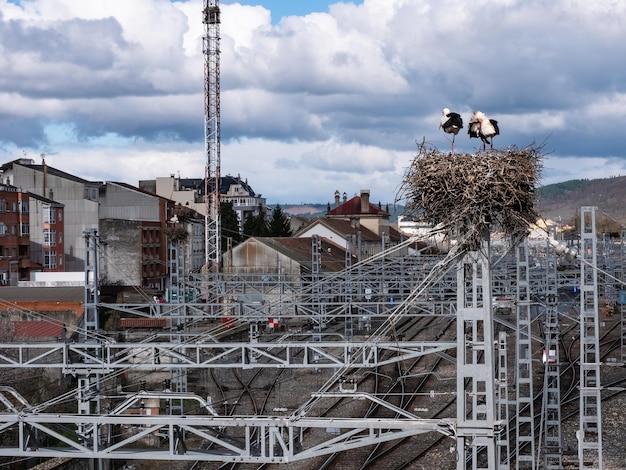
[0,341,457,371]
[0,399,455,463]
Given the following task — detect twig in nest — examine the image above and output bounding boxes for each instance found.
[397,142,544,251]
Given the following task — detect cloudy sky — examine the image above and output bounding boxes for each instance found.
[1,0,625,206]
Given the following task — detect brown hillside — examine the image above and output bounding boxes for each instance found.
[536,175,626,227]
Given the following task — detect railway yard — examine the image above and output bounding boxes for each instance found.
[2,206,625,470]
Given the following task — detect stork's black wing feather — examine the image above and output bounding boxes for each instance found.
[468,122,480,138]
[444,112,463,129]
[490,119,500,136]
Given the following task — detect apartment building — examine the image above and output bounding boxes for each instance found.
[0,158,197,289]
[98,182,177,290]
[140,173,267,234]
[0,184,32,284]
[1,158,99,272]
[28,193,65,273]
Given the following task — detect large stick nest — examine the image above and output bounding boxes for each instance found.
[397,142,544,251]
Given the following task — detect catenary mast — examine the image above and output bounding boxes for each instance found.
[203,0,221,271]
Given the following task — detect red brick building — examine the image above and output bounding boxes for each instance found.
[29,193,66,272]
[0,184,32,284]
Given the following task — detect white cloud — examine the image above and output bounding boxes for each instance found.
[1,0,625,205]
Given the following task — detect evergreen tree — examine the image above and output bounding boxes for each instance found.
[268,204,293,237]
[220,200,242,250]
[243,206,268,239]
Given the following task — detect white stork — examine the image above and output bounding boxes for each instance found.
[439,108,463,153]
[468,110,499,150]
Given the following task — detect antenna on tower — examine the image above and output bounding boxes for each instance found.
[203,0,221,272]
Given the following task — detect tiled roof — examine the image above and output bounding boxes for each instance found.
[120,318,168,329]
[255,237,353,272]
[295,217,403,242]
[13,321,65,338]
[327,195,389,217]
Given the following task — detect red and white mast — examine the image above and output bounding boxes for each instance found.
[203,0,221,271]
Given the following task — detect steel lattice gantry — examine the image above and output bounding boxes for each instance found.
[515,239,536,470]
[578,207,603,469]
[496,331,511,470]
[542,239,563,469]
[620,226,626,365]
[2,212,623,465]
[455,242,499,470]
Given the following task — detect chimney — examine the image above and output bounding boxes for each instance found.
[360,189,370,213]
[334,190,340,207]
[343,192,347,203]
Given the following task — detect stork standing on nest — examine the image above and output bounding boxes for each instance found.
[439,108,463,153]
[468,110,499,150]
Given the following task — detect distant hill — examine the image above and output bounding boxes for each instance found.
[275,176,626,230]
[536,176,626,226]
[280,204,327,218]
[276,203,407,223]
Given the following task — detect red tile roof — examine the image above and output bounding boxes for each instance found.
[120,318,168,329]
[327,195,389,217]
[13,321,65,339]
[297,218,403,242]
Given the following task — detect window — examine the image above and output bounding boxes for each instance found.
[85,187,98,201]
[19,224,29,236]
[18,201,28,213]
[58,232,63,244]
[44,251,57,269]
[58,209,62,221]
[44,229,56,246]
[0,223,6,236]
[0,200,7,212]
[43,206,56,224]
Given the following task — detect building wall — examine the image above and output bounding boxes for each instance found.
[229,238,302,275]
[3,162,99,272]
[155,176,202,212]
[99,219,143,286]
[28,201,66,272]
[98,183,173,289]
[1,301,83,331]
[0,186,32,284]
[190,218,205,271]
[154,176,204,214]
[359,216,389,238]
[141,221,167,290]
[99,183,162,221]
[296,225,347,248]
[149,175,267,234]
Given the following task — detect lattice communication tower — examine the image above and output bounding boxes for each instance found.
[203,0,221,271]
